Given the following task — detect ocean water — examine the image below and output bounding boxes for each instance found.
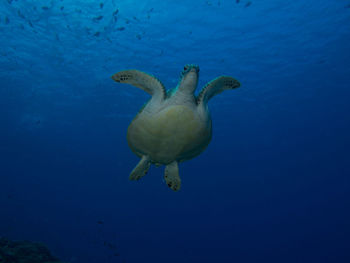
[1,0,350,262]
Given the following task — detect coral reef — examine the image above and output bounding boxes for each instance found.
[0,237,66,263]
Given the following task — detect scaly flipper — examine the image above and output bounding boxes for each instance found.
[197,76,241,105]
[111,70,166,101]
[164,161,181,191]
[129,155,151,181]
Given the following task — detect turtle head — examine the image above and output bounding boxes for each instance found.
[176,64,200,95]
[181,64,200,76]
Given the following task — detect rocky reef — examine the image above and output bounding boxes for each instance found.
[0,237,66,263]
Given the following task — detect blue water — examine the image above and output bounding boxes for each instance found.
[1,0,350,262]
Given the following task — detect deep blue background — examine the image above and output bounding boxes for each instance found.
[1,0,350,262]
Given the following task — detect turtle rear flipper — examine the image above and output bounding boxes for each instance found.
[164,161,181,192]
[112,70,166,101]
[129,155,151,181]
[197,76,240,105]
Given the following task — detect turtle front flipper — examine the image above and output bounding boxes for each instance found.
[111,70,166,101]
[129,155,151,181]
[164,161,181,192]
[197,76,241,105]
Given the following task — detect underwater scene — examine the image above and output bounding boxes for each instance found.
[1,0,350,262]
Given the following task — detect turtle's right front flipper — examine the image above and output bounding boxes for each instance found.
[196,76,241,105]
[111,70,166,101]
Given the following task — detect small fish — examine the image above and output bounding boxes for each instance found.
[245,1,252,7]
[136,34,142,40]
[60,6,64,11]
[116,26,125,31]
[100,2,104,9]
[42,6,49,10]
[7,0,13,5]
[93,15,103,22]
[236,0,240,3]
[105,242,117,249]
[113,9,119,16]
[345,4,350,9]
[94,31,100,37]
[17,10,25,19]
[97,220,104,224]
[28,20,33,27]
[147,8,154,19]
[5,16,10,24]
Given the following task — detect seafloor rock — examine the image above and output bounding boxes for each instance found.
[0,237,66,263]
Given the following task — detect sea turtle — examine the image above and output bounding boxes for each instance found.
[111,64,241,191]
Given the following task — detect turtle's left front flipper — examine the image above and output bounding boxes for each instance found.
[111,70,166,101]
[197,76,241,105]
